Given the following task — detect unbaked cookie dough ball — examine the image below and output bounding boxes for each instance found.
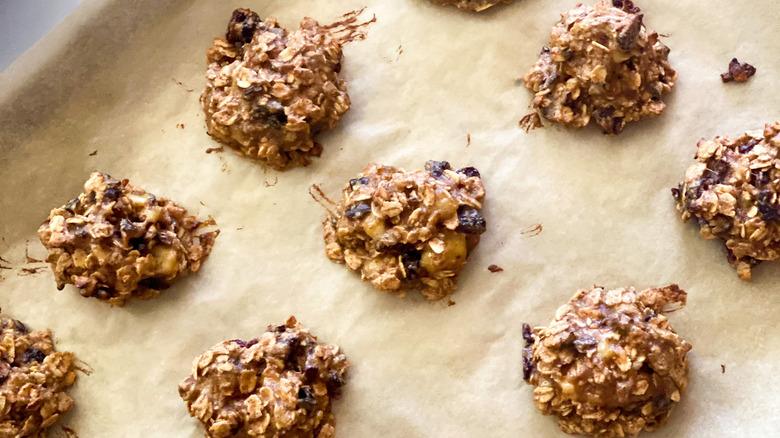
[673,122,780,280]
[428,0,512,12]
[323,161,486,301]
[523,285,691,438]
[0,313,78,437]
[201,8,373,170]
[179,317,349,438]
[523,1,676,134]
[37,172,219,306]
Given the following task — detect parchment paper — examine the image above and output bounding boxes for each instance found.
[1,0,780,436]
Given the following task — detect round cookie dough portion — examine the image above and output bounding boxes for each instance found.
[179,317,349,438]
[37,172,219,306]
[202,8,373,171]
[428,0,512,12]
[0,313,78,436]
[523,0,676,134]
[323,161,486,301]
[523,285,691,438]
[673,122,780,280]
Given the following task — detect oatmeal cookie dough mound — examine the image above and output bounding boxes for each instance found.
[673,122,780,280]
[523,285,691,438]
[523,1,676,135]
[202,8,374,171]
[428,0,512,12]
[179,316,349,438]
[323,161,486,301]
[0,312,78,436]
[38,172,219,306]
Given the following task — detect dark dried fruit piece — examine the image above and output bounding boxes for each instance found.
[21,347,47,364]
[616,14,643,51]
[425,160,451,177]
[612,0,640,13]
[297,387,317,411]
[326,370,346,397]
[401,251,422,279]
[739,138,760,154]
[345,202,371,220]
[721,58,757,83]
[757,190,780,222]
[457,167,481,178]
[349,177,370,190]
[456,206,487,235]
[226,8,261,44]
[522,323,534,344]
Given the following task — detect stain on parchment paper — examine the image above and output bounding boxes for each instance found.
[520,224,543,237]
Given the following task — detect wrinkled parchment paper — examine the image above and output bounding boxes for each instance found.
[2,0,780,436]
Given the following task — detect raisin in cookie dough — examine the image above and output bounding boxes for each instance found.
[673,122,780,280]
[523,0,676,134]
[179,317,349,438]
[323,161,486,301]
[37,172,219,306]
[0,312,78,437]
[428,0,512,12]
[523,285,691,438]
[201,8,374,171]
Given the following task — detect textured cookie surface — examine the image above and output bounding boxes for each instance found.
[323,161,486,301]
[674,122,780,280]
[0,313,78,437]
[201,8,372,170]
[179,317,349,438]
[523,285,691,438]
[428,0,512,12]
[523,0,676,134]
[38,172,219,306]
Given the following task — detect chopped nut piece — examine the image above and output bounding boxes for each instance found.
[721,58,757,83]
[0,312,78,437]
[487,264,504,273]
[179,317,349,438]
[37,172,219,306]
[524,285,691,438]
[428,0,512,12]
[201,8,374,171]
[523,1,676,135]
[673,122,780,280]
[323,161,487,300]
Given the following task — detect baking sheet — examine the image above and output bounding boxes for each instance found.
[2,0,780,436]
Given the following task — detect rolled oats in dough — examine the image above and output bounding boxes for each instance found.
[428,0,513,12]
[37,172,219,306]
[323,161,486,301]
[523,285,691,438]
[673,122,780,280]
[523,0,676,135]
[178,316,349,438]
[0,312,78,437]
[201,8,374,171]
